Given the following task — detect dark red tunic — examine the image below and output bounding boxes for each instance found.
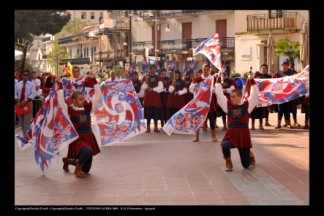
[67,101,100,158]
[143,75,162,107]
[166,79,186,108]
[222,101,252,148]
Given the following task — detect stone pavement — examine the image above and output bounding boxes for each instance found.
[15,109,309,205]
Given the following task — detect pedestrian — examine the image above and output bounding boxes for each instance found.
[57,75,102,178]
[15,70,36,136]
[215,71,259,171]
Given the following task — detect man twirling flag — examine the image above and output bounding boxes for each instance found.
[16,89,79,174]
[193,33,224,71]
[162,76,214,135]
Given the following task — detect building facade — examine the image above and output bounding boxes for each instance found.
[234,10,309,74]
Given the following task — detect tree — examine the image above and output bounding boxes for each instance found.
[15,10,71,42]
[275,39,300,62]
[58,18,90,37]
[47,37,69,76]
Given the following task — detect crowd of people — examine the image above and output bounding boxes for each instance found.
[15,61,309,176]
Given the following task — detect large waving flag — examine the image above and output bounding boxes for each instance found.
[162,76,214,135]
[92,80,146,145]
[255,65,309,107]
[193,34,224,71]
[16,89,78,174]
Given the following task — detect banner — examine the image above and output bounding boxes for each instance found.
[163,77,214,135]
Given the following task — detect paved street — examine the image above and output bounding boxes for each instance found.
[15,109,309,206]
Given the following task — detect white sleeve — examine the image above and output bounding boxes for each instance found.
[28,82,36,100]
[178,88,187,95]
[142,82,148,91]
[189,82,197,94]
[168,85,175,93]
[248,85,259,113]
[15,83,18,100]
[99,81,106,87]
[91,84,102,113]
[153,81,163,93]
[225,85,235,94]
[137,87,144,98]
[215,83,228,113]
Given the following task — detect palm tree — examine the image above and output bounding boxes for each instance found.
[274,39,300,62]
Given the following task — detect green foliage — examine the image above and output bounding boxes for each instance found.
[47,37,69,74]
[15,59,33,72]
[102,65,127,81]
[275,39,300,62]
[58,18,90,37]
[229,72,241,78]
[15,10,71,42]
[243,72,250,79]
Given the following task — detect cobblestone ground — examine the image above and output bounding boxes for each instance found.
[15,109,309,205]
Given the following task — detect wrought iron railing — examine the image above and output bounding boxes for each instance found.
[94,50,126,61]
[132,37,234,54]
[58,32,90,44]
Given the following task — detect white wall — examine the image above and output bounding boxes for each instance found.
[133,12,235,42]
[132,21,153,42]
[67,10,106,24]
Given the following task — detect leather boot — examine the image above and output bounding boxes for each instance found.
[250,151,256,165]
[286,120,293,129]
[222,123,227,131]
[62,157,76,172]
[193,132,199,142]
[265,118,271,126]
[146,123,151,133]
[251,121,255,130]
[154,123,160,132]
[224,157,233,171]
[202,122,207,131]
[211,129,217,142]
[303,120,309,129]
[75,162,86,178]
[275,120,281,129]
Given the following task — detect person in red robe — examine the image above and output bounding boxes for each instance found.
[215,71,259,171]
[57,75,102,178]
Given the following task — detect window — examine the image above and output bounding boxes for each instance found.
[100,12,103,19]
[91,12,95,19]
[69,49,72,58]
[81,12,86,19]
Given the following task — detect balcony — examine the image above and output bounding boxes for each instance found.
[94,50,126,62]
[60,57,90,65]
[132,37,235,55]
[247,12,298,32]
[58,32,90,45]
